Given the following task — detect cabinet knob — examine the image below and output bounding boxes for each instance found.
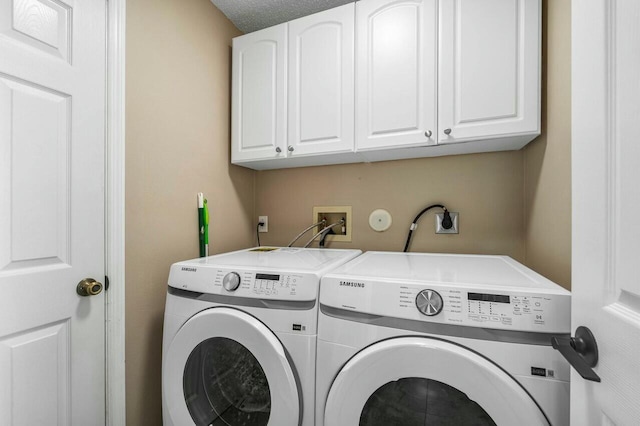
[275,147,281,153]
[444,128,452,135]
[424,130,432,138]
[288,146,294,152]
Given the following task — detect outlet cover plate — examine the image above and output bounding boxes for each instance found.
[258,216,268,232]
[436,212,459,234]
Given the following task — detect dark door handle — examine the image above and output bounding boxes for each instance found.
[551,326,601,382]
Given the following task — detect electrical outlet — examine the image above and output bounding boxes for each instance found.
[258,216,268,233]
[436,212,459,234]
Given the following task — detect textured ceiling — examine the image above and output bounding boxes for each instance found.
[210,0,354,33]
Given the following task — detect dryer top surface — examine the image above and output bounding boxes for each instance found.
[177,247,362,275]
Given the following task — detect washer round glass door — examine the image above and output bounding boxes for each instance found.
[163,307,300,426]
[324,337,549,426]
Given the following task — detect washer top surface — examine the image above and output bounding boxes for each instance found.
[321,251,570,335]
[326,251,569,294]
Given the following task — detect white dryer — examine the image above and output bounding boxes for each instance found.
[316,252,571,426]
[162,247,361,426]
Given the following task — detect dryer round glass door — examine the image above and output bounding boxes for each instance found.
[323,337,550,426]
[163,307,300,426]
[183,337,271,424]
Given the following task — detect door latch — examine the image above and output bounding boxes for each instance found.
[551,326,601,382]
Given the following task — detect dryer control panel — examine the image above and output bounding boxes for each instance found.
[168,247,361,302]
[169,266,319,301]
[224,271,309,299]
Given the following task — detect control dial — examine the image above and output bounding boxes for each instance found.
[222,272,241,292]
[416,289,444,316]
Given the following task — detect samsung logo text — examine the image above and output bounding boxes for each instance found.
[339,281,365,288]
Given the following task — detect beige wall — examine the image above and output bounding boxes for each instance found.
[125,0,252,424]
[255,152,525,259]
[524,0,572,289]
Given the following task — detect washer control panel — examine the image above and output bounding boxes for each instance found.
[222,272,241,291]
[415,289,444,316]
[405,286,561,330]
[321,279,571,333]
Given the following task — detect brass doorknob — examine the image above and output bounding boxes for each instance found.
[77,278,103,296]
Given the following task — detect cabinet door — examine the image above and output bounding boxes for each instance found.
[438,0,540,144]
[356,0,437,151]
[288,4,355,156]
[232,24,287,163]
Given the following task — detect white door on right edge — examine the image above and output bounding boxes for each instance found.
[438,0,540,144]
[572,0,640,424]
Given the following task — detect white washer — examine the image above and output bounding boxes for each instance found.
[316,252,571,426]
[162,247,361,426]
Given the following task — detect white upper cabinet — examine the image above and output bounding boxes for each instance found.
[288,3,355,157]
[232,24,287,163]
[438,0,540,145]
[230,0,541,169]
[355,0,438,151]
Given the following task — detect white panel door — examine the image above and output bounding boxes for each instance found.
[572,0,640,424]
[438,0,540,144]
[355,0,437,151]
[0,0,106,424]
[232,24,287,163]
[288,3,354,157]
